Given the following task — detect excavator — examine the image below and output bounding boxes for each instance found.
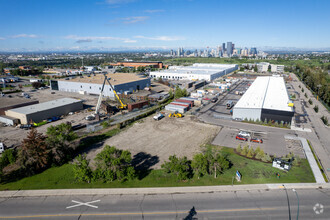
[86,73,127,121]
[168,112,182,118]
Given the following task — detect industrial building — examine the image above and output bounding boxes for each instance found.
[232,76,294,124]
[271,64,285,73]
[50,73,150,98]
[5,98,83,124]
[110,61,164,69]
[0,97,39,115]
[150,63,238,81]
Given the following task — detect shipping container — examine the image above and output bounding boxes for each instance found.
[128,100,149,111]
[176,99,194,107]
[170,101,190,109]
[165,104,187,113]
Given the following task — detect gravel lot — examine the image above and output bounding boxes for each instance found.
[87,115,220,169]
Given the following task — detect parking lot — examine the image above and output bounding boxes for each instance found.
[198,77,305,158]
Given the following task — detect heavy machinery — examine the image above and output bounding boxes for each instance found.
[86,73,127,121]
[168,112,182,118]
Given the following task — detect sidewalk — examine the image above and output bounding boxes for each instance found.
[1,183,329,198]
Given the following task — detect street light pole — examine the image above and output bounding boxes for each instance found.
[292,189,299,220]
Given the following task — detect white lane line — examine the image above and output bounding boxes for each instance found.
[66,199,100,209]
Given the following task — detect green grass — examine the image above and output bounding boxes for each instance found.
[0,147,315,190]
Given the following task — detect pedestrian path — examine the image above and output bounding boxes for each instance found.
[285,135,326,183]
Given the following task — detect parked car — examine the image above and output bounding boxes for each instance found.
[153,113,164,121]
[238,131,251,137]
[236,135,248,141]
[250,138,263,143]
[211,97,218,103]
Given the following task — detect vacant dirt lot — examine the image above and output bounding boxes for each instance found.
[87,115,220,169]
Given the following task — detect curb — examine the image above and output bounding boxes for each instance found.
[1,183,329,198]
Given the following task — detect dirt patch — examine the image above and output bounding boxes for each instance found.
[86,115,220,169]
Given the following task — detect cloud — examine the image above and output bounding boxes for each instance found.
[144,9,164,13]
[76,39,93,43]
[0,37,5,40]
[65,35,136,43]
[11,34,38,39]
[121,16,149,24]
[38,40,44,44]
[105,0,136,5]
[134,35,185,41]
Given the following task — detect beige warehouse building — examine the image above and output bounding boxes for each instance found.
[5,98,83,124]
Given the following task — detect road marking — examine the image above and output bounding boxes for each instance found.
[0,207,277,219]
[66,199,100,209]
[313,203,324,214]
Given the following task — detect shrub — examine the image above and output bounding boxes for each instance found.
[241,145,249,156]
[261,154,272,162]
[313,105,319,113]
[308,99,313,105]
[304,93,308,98]
[162,155,192,180]
[301,88,304,92]
[255,149,265,160]
[246,147,255,158]
[236,144,242,153]
[320,116,328,126]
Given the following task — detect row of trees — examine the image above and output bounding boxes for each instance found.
[162,147,230,180]
[0,123,77,181]
[73,146,135,183]
[236,145,272,162]
[73,146,231,183]
[291,64,330,107]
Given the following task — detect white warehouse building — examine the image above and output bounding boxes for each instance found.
[233,76,294,124]
[150,63,238,81]
[50,73,150,99]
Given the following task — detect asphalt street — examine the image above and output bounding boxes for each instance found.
[0,188,329,219]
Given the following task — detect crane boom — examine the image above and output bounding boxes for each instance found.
[105,77,127,109]
[95,75,107,115]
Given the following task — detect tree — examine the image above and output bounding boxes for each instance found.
[162,155,192,180]
[19,128,48,174]
[94,145,135,182]
[31,82,43,89]
[73,154,92,183]
[209,154,229,178]
[191,153,208,179]
[0,149,17,171]
[46,123,77,165]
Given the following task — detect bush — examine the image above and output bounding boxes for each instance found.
[301,88,304,92]
[73,154,92,183]
[246,147,255,158]
[255,149,265,160]
[308,99,313,105]
[236,144,242,153]
[261,154,272,162]
[313,105,319,113]
[321,116,328,126]
[304,93,308,98]
[241,145,249,156]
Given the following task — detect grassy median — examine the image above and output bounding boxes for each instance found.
[0,147,315,190]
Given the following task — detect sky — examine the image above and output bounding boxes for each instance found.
[0,0,329,52]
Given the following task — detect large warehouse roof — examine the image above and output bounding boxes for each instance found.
[7,98,82,115]
[153,63,237,76]
[57,73,147,86]
[235,76,293,112]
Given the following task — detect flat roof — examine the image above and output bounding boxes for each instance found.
[0,97,38,108]
[7,98,82,115]
[57,73,147,86]
[151,63,237,76]
[235,76,293,112]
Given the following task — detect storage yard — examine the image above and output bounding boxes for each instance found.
[87,115,220,169]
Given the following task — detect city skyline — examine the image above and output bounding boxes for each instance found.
[0,0,329,52]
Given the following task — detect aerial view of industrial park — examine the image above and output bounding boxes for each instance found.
[0,0,329,219]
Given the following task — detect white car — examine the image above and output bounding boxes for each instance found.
[238,131,251,137]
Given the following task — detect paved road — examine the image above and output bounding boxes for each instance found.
[0,188,328,219]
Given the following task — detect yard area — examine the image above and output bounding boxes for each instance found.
[86,115,221,169]
[0,146,315,190]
